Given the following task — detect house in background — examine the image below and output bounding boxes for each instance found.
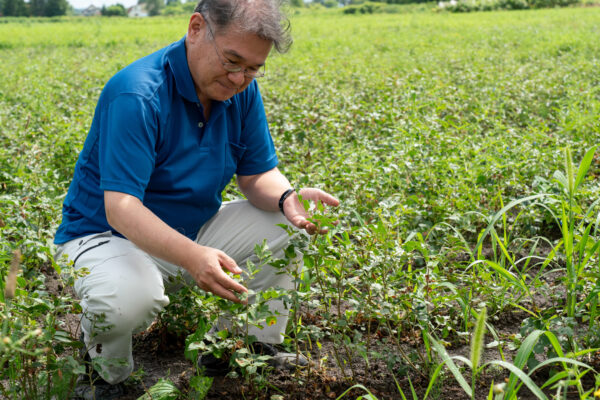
[80,4,101,16]
[127,4,148,17]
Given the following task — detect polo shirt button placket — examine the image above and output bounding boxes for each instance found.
[196,103,205,129]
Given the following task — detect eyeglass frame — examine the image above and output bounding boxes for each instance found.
[201,13,266,79]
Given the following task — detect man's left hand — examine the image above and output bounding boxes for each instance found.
[283,188,339,235]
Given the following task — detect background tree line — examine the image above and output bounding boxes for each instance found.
[308,0,432,7]
[0,0,68,16]
[0,0,185,17]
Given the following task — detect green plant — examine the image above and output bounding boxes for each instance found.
[185,240,288,395]
[426,307,594,400]
[551,146,599,321]
[0,250,86,399]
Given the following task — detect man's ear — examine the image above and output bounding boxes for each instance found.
[187,12,205,43]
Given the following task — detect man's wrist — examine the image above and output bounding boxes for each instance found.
[278,188,295,215]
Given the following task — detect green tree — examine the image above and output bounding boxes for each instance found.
[44,0,67,15]
[162,0,195,15]
[29,0,46,16]
[2,0,15,15]
[2,0,28,16]
[101,3,126,15]
[290,0,304,7]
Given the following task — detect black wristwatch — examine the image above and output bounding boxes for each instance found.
[278,188,295,215]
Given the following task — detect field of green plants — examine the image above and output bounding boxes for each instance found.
[1,6,600,400]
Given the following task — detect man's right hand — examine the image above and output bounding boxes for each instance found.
[183,245,248,303]
[105,190,247,303]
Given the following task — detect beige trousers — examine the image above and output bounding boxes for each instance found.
[55,200,299,384]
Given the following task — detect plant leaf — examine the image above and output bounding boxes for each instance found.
[474,194,546,257]
[486,360,548,400]
[574,145,597,191]
[428,333,472,397]
[504,329,545,398]
[137,378,181,400]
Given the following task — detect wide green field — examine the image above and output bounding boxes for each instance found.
[1,7,600,399]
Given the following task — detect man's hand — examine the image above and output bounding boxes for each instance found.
[236,169,340,234]
[182,245,248,303]
[283,188,340,234]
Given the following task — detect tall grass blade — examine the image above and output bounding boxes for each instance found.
[578,222,593,266]
[487,360,548,400]
[428,333,473,397]
[335,384,378,400]
[474,194,546,257]
[530,357,592,389]
[491,231,513,265]
[407,375,419,400]
[574,146,597,191]
[423,361,446,400]
[539,370,570,390]
[393,375,409,400]
[483,261,528,293]
[504,329,545,398]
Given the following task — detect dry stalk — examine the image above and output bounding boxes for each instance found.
[4,249,22,300]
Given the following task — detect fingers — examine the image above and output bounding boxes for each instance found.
[298,188,340,207]
[219,253,243,275]
[213,269,248,303]
[305,222,317,235]
[317,191,340,207]
[289,188,338,235]
[291,215,328,235]
[210,283,246,303]
[189,246,248,303]
[199,267,247,303]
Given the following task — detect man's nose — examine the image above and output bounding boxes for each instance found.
[228,70,246,86]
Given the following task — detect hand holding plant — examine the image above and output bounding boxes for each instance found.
[283,188,340,234]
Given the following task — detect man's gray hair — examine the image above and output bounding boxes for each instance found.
[194,0,292,53]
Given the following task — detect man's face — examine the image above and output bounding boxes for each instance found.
[186,13,272,106]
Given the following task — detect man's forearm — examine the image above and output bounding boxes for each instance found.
[104,190,198,267]
[103,190,247,302]
[237,167,295,213]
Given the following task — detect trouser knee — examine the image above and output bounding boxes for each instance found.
[79,256,169,337]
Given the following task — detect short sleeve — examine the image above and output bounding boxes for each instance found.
[98,94,158,200]
[236,82,278,176]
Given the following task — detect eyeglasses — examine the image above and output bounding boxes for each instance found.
[202,14,266,79]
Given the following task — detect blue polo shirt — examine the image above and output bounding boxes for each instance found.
[55,36,278,244]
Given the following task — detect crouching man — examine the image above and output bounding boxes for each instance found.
[54,0,338,398]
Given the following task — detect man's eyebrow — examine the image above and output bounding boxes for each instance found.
[223,49,266,67]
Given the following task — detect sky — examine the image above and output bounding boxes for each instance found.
[69,0,138,9]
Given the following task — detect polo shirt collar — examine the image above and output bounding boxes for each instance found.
[165,36,200,103]
[165,36,233,110]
